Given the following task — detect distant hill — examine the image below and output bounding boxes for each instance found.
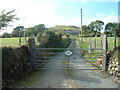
[47,25,81,36]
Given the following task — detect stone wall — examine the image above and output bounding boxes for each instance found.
[107,46,120,77]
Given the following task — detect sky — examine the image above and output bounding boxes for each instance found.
[0,0,119,35]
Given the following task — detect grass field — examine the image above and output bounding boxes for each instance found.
[0,37,28,47]
[0,37,39,48]
[1,36,71,48]
[1,36,118,49]
[75,36,119,61]
[77,36,118,50]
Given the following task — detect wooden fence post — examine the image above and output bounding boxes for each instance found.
[89,43,92,53]
[101,39,103,48]
[28,38,36,70]
[102,35,107,71]
[94,35,97,48]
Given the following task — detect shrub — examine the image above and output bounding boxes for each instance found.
[37,31,62,48]
[2,46,30,87]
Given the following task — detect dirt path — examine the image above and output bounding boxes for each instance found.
[22,40,119,88]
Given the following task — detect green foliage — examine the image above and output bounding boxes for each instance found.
[88,20,104,35]
[0,10,18,29]
[2,46,30,87]
[48,25,80,36]
[11,26,25,37]
[2,32,11,38]
[75,37,101,61]
[75,36,118,61]
[25,24,46,36]
[105,22,118,36]
[8,24,46,37]
[14,26,24,31]
[37,31,62,48]
[114,23,120,37]
[82,25,96,36]
[2,47,13,63]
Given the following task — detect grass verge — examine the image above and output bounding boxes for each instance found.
[74,37,102,61]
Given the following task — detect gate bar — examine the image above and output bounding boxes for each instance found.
[35,48,103,50]
[34,68,102,70]
[35,60,102,62]
[35,57,100,59]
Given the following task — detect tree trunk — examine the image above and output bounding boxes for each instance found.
[114,35,116,48]
[19,31,21,47]
[24,31,27,44]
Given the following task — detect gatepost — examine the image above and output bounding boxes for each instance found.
[102,35,108,71]
[28,38,36,70]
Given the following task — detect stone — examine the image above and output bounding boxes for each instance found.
[112,67,115,70]
[118,65,120,70]
[117,72,120,77]
[113,71,116,76]
[115,68,118,71]
[112,62,115,64]
[113,64,116,67]
[109,64,112,67]
[116,62,119,65]
[109,70,113,75]
[108,67,110,70]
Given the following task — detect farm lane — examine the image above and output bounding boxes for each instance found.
[23,40,118,88]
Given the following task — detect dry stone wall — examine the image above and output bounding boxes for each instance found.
[107,46,120,77]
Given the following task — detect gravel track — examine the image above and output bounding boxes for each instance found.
[26,40,119,88]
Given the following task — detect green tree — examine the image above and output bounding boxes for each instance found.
[82,25,89,36]
[0,10,18,29]
[89,20,104,36]
[34,24,46,36]
[105,22,118,48]
[25,24,46,36]
[13,26,24,46]
[105,22,118,36]
[2,32,10,38]
[37,31,62,48]
[113,23,120,48]
[12,29,19,37]
[114,23,120,37]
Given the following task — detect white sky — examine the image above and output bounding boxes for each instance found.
[0,0,119,35]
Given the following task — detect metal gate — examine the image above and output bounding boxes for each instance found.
[34,48,102,70]
[28,35,107,71]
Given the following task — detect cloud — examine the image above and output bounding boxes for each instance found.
[0,0,58,34]
[0,0,119,35]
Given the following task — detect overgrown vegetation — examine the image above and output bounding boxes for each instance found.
[37,31,63,48]
[2,46,30,87]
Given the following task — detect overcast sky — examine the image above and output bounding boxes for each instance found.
[0,0,119,35]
